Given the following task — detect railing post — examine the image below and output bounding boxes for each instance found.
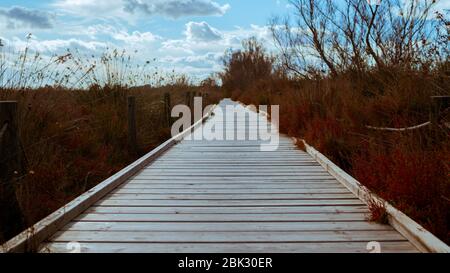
[127,96,137,156]
[0,101,25,242]
[185,92,192,109]
[430,96,450,126]
[164,93,171,127]
[192,92,198,124]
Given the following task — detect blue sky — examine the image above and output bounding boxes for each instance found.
[0,0,293,80]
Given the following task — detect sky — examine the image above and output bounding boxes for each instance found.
[0,0,294,81]
[0,0,448,83]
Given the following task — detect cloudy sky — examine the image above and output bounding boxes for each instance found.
[0,0,292,81]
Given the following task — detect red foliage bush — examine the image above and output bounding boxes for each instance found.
[353,147,450,242]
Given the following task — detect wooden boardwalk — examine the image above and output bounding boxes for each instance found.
[38,99,418,253]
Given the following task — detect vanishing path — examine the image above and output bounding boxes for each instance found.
[40,99,418,253]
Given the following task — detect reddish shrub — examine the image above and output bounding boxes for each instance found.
[353,148,449,243]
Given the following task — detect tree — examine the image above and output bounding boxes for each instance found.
[220,38,275,93]
[270,0,443,78]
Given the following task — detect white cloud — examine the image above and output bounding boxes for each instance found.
[157,22,277,79]
[162,52,222,68]
[61,24,161,46]
[185,21,222,41]
[9,36,107,54]
[231,24,274,45]
[0,6,54,29]
[112,30,160,43]
[124,0,230,18]
[53,0,125,17]
[54,0,230,19]
[163,23,275,53]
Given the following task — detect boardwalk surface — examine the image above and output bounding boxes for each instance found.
[40,99,418,253]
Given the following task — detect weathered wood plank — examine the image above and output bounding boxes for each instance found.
[139,171,330,175]
[119,183,345,189]
[95,199,365,207]
[41,241,419,253]
[61,221,392,232]
[130,176,336,181]
[128,178,338,183]
[48,230,407,243]
[85,206,370,214]
[111,188,350,194]
[74,212,369,222]
[104,193,358,200]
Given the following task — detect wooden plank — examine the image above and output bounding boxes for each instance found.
[170,147,299,151]
[141,165,325,169]
[129,179,337,183]
[40,241,420,253]
[111,188,350,194]
[85,206,370,214]
[153,157,315,159]
[119,183,345,189]
[129,177,337,181]
[149,163,322,166]
[130,175,339,180]
[137,169,331,173]
[161,144,305,147]
[74,213,369,222]
[144,165,324,169]
[151,160,319,163]
[61,221,392,232]
[159,152,309,154]
[104,193,358,200]
[138,173,331,176]
[96,199,365,207]
[158,156,317,159]
[132,176,335,180]
[48,230,407,243]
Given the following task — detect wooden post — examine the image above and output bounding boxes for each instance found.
[191,92,197,124]
[199,93,204,113]
[430,96,450,125]
[185,92,192,109]
[164,93,171,127]
[0,101,25,242]
[127,96,137,156]
[193,92,198,107]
